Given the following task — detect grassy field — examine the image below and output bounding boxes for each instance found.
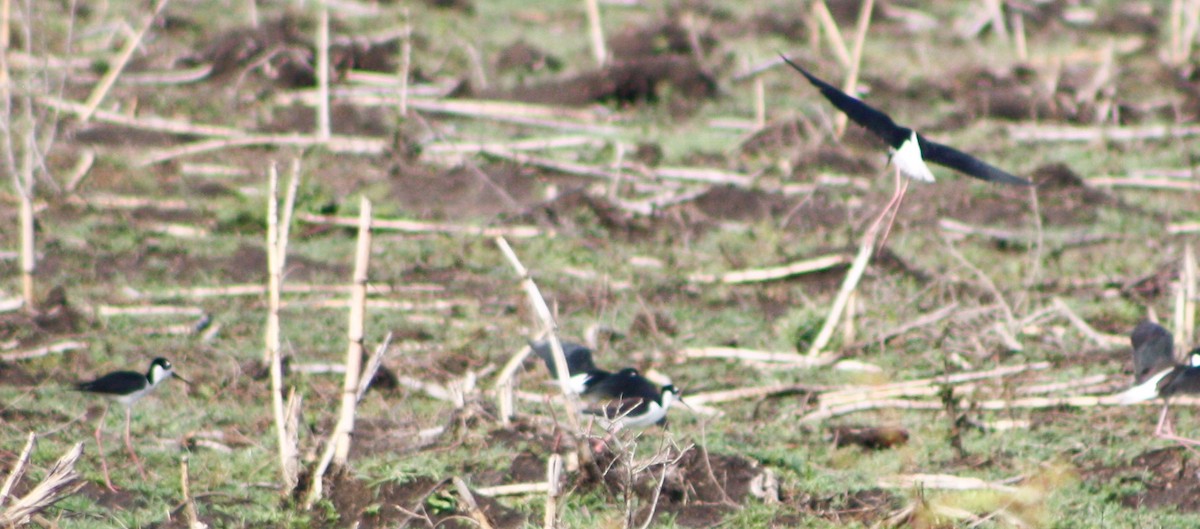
[1,0,1200,527]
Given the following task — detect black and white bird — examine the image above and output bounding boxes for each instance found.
[780,56,1032,187]
[581,368,680,430]
[1116,321,1200,447]
[76,357,188,491]
[530,340,681,429]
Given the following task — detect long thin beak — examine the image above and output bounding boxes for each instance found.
[173,373,192,385]
[676,395,694,411]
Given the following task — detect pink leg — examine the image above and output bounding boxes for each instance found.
[1152,403,1200,456]
[123,406,147,479]
[867,166,909,249]
[94,406,118,492]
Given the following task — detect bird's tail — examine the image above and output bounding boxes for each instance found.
[1115,370,1171,404]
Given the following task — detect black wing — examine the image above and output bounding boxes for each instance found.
[76,371,144,395]
[530,340,597,377]
[585,368,658,401]
[918,136,1032,186]
[1162,366,1200,397]
[1130,320,1176,383]
[780,55,909,147]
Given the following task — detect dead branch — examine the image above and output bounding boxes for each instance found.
[685,383,825,406]
[1008,124,1200,143]
[688,254,850,284]
[78,0,170,122]
[357,332,394,402]
[0,341,87,362]
[878,473,1017,493]
[298,212,547,238]
[0,441,84,526]
[265,161,302,492]
[136,134,387,167]
[472,482,552,497]
[135,282,443,300]
[0,433,34,509]
[180,455,207,529]
[807,217,880,357]
[938,218,1120,249]
[38,95,246,138]
[452,477,495,529]
[678,347,838,367]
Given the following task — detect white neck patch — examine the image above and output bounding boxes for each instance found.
[148,364,171,386]
[891,131,935,182]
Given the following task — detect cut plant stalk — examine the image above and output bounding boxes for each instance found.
[264,161,302,492]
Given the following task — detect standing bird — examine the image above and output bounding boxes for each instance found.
[779,56,1032,186]
[1116,321,1200,447]
[76,357,189,491]
[582,368,680,430]
[529,340,682,429]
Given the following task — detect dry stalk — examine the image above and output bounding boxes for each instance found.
[137,134,387,166]
[1051,298,1126,348]
[847,303,960,350]
[397,9,411,116]
[139,282,442,300]
[302,198,375,507]
[180,455,207,529]
[494,237,584,434]
[356,331,394,402]
[800,393,1187,423]
[678,347,838,367]
[315,3,332,139]
[78,0,169,122]
[37,95,246,138]
[878,473,1017,493]
[1170,222,1200,235]
[0,340,86,362]
[685,383,825,406]
[492,341,540,427]
[834,0,875,137]
[265,161,303,492]
[471,483,552,497]
[452,476,495,529]
[583,0,606,67]
[1008,124,1200,143]
[806,218,881,357]
[810,0,852,67]
[818,362,1051,407]
[1011,12,1027,61]
[0,433,35,509]
[687,253,850,284]
[1183,245,1197,348]
[943,237,1017,331]
[297,211,546,238]
[543,453,562,529]
[0,441,84,526]
[333,196,373,465]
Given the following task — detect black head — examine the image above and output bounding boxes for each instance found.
[148,357,189,385]
[1130,320,1176,383]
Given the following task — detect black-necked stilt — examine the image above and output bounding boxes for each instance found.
[581,368,680,431]
[1116,321,1200,448]
[76,357,188,491]
[780,56,1032,187]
